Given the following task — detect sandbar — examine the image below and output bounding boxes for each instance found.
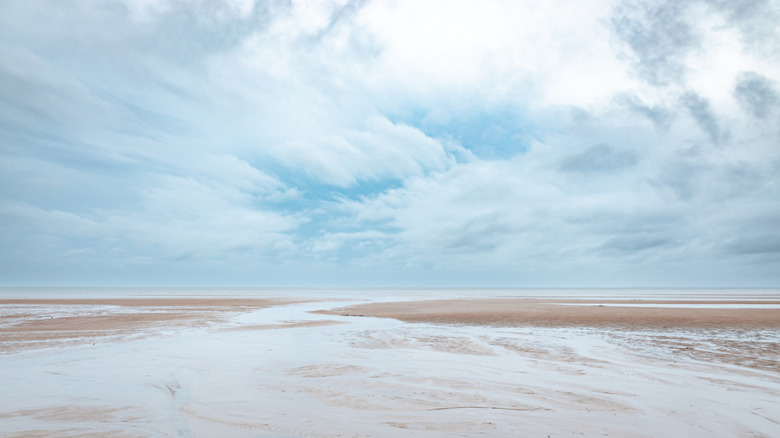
[317,298,780,328]
[0,297,302,353]
[2,293,779,437]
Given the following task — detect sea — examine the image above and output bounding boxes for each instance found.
[1,287,778,301]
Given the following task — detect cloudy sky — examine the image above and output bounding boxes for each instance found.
[1,0,779,287]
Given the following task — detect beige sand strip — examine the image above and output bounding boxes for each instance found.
[317,298,780,328]
[0,298,302,353]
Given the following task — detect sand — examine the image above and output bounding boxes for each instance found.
[1,293,779,437]
[316,298,780,328]
[0,298,300,353]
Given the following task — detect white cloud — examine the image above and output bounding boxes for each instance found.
[193,154,297,200]
[358,0,632,107]
[267,116,451,186]
[332,104,780,281]
[0,172,301,267]
[1,0,779,286]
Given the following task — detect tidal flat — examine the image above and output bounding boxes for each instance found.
[1,289,779,437]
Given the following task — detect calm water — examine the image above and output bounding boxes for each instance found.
[1,287,778,300]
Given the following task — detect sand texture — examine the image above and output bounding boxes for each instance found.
[0,298,298,353]
[1,292,779,437]
[317,298,780,328]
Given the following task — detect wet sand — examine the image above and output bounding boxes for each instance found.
[1,294,779,437]
[0,298,300,353]
[317,298,780,374]
[317,298,780,328]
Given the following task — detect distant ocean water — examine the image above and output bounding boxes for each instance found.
[1,287,778,300]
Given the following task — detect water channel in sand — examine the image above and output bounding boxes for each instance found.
[1,289,779,437]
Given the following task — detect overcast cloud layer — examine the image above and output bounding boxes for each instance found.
[1,0,779,287]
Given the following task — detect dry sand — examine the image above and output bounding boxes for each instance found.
[1,294,779,437]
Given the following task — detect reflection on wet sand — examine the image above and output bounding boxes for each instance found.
[1,295,779,437]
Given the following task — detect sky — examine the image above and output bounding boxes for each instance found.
[1,0,779,287]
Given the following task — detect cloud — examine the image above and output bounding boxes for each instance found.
[359,0,634,109]
[331,108,780,282]
[1,0,779,286]
[0,43,115,137]
[614,93,673,129]
[559,143,639,173]
[267,116,452,187]
[706,0,780,56]
[610,1,698,86]
[194,155,296,200]
[0,174,300,277]
[734,71,779,119]
[599,233,673,254]
[681,92,727,144]
[725,234,780,255]
[340,153,669,272]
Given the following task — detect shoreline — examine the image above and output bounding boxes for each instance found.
[1,295,779,437]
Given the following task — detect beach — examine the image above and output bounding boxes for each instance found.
[1,290,779,437]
